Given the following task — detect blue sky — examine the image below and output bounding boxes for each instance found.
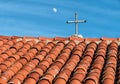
[0,0,120,38]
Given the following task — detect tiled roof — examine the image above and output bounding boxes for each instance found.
[0,36,120,84]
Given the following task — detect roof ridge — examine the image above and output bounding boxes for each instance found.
[0,35,120,41]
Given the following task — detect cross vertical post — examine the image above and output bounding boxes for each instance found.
[75,12,78,36]
[66,12,86,37]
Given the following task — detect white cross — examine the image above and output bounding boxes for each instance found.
[66,12,86,37]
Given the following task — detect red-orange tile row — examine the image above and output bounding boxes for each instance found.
[69,42,97,84]
[116,46,120,84]
[53,42,86,84]
[83,41,108,84]
[0,37,119,84]
[101,41,118,84]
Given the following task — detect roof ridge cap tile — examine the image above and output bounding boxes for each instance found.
[1,35,120,41]
[85,38,100,41]
[39,37,54,41]
[0,35,20,40]
[54,37,69,41]
[100,37,118,41]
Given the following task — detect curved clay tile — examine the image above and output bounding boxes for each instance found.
[0,40,4,46]
[0,54,9,63]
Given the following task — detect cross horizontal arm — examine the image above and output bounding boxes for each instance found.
[66,21,75,24]
[66,20,87,24]
[77,20,87,23]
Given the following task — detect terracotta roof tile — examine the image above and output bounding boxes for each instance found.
[0,36,120,84]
